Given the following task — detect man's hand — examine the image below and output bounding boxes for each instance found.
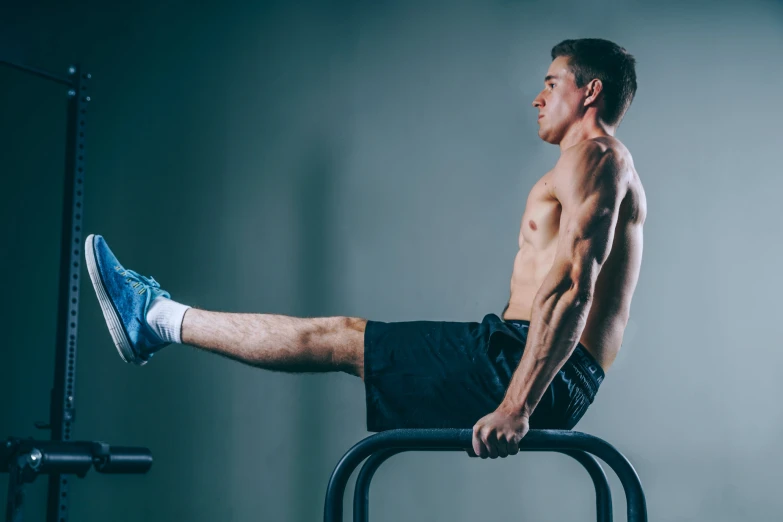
[470,405,530,459]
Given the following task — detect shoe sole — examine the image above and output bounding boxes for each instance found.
[85,234,143,365]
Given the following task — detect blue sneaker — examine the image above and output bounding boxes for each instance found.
[85,234,170,365]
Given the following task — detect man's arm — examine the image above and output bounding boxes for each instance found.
[504,141,626,417]
[471,140,627,458]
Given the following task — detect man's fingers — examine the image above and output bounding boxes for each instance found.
[472,418,528,460]
[507,439,520,456]
[469,434,519,459]
[496,436,509,458]
[472,428,487,459]
[481,428,499,459]
[505,432,521,456]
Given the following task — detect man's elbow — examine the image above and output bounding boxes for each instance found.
[570,283,594,309]
[568,262,598,307]
[535,268,595,313]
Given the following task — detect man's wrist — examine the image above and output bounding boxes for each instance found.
[499,399,534,419]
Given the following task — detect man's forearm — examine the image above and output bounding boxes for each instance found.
[501,289,592,417]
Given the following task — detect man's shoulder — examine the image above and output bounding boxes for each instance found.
[554,137,631,189]
[563,137,630,169]
[566,138,646,226]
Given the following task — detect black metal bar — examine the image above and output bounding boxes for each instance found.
[352,449,401,522]
[0,60,74,86]
[325,429,646,522]
[560,450,613,522]
[2,439,154,476]
[45,63,90,522]
[5,456,26,522]
[352,447,612,522]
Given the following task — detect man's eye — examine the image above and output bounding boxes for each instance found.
[549,84,555,89]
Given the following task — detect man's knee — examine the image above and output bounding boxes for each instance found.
[338,317,366,378]
[298,316,366,377]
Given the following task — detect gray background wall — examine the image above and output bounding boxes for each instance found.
[2,0,782,520]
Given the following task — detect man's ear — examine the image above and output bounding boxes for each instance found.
[583,79,603,107]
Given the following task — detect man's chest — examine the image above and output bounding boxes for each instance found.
[518,173,562,249]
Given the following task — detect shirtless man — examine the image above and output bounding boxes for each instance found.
[85,38,645,460]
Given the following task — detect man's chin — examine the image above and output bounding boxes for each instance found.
[537,130,557,145]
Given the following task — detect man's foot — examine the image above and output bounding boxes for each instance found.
[84,234,171,365]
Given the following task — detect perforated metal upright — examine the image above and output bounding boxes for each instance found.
[45,63,90,522]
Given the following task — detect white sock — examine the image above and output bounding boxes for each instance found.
[146,297,191,344]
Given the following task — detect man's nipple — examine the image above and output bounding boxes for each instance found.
[529,220,537,231]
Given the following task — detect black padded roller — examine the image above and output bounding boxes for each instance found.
[92,445,153,474]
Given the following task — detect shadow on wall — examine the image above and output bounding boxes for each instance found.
[293,137,342,521]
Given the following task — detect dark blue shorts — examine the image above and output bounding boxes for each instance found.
[363,313,604,432]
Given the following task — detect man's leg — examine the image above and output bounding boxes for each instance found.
[181,309,366,377]
[84,234,366,377]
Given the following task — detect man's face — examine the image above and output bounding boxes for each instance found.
[532,56,584,144]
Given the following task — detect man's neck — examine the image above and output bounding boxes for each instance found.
[558,120,615,152]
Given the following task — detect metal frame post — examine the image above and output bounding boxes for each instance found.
[45,63,90,522]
